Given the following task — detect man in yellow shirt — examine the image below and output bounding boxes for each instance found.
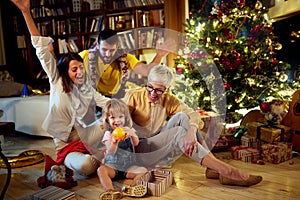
[79,29,171,97]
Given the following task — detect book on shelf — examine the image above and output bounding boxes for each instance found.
[128,32,135,49]
[117,30,135,50]
[68,18,77,34]
[58,38,69,54]
[87,37,97,49]
[151,9,164,26]
[51,19,56,35]
[88,15,104,33]
[97,15,104,32]
[137,28,165,49]
[138,29,147,49]
[89,18,97,32]
[68,39,79,53]
[82,35,97,49]
[80,15,102,33]
[29,185,75,200]
[135,9,164,28]
[31,7,46,18]
[107,12,131,30]
[57,20,67,35]
[37,21,52,36]
[51,8,58,16]
[152,29,165,47]
[112,0,163,8]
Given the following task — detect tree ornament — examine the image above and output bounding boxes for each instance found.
[275,43,282,50]
[279,73,288,82]
[183,39,189,45]
[260,102,271,113]
[255,1,263,10]
[224,82,231,90]
[176,67,183,75]
[272,59,278,65]
[222,28,233,39]
[237,0,245,8]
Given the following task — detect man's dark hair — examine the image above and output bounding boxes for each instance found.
[98,29,118,45]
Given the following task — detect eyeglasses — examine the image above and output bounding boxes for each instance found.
[145,85,165,95]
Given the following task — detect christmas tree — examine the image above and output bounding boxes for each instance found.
[173,0,299,114]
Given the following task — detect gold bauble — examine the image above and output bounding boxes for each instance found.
[255,1,263,10]
[275,43,282,50]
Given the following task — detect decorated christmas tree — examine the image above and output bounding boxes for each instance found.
[173,0,299,114]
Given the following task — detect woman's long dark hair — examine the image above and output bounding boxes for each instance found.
[57,52,84,93]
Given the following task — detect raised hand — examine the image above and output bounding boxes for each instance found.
[10,0,30,13]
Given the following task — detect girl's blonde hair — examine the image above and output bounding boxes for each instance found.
[103,98,133,130]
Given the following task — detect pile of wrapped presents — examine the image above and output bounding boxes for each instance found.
[199,89,300,164]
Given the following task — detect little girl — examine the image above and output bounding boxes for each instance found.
[98,99,148,200]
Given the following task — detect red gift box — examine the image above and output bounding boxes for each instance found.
[230,146,260,162]
[261,142,293,164]
[239,148,260,163]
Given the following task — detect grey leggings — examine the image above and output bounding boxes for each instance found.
[135,112,209,167]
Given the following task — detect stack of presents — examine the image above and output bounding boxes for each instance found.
[200,89,300,164]
[231,122,293,164]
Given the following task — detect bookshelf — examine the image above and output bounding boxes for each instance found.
[4,0,187,88]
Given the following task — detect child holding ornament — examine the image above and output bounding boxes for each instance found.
[98,99,148,200]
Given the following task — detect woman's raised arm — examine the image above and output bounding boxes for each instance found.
[10,0,40,36]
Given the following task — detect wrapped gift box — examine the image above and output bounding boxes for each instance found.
[137,169,173,197]
[230,146,260,163]
[230,146,247,160]
[241,135,258,148]
[29,186,75,200]
[239,148,260,163]
[246,122,290,143]
[261,142,293,164]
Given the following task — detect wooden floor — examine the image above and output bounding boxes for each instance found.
[1,133,300,200]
